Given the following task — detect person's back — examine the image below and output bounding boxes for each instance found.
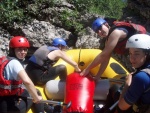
[29,45,59,66]
[26,37,81,86]
[26,45,61,85]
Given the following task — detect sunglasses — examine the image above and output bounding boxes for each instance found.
[95,25,102,33]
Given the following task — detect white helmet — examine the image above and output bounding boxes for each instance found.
[126,34,150,49]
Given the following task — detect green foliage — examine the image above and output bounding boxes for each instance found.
[67,0,94,12]
[0,0,127,32]
[0,0,26,26]
[67,0,127,19]
[0,0,58,26]
[59,9,83,33]
[26,0,59,8]
[64,0,127,33]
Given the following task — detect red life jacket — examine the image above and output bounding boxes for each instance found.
[0,56,24,96]
[107,21,147,55]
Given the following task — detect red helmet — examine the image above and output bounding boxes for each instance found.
[9,36,30,48]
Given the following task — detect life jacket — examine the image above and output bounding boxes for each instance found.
[29,45,59,70]
[0,56,24,96]
[107,21,147,55]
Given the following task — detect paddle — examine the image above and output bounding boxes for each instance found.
[104,83,124,113]
[109,78,125,84]
[104,100,119,113]
[27,97,72,108]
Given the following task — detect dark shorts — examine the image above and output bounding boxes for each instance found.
[25,61,67,86]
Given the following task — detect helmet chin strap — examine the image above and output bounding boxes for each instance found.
[58,45,67,51]
[57,45,62,50]
[17,58,25,62]
[144,49,150,55]
[17,58,27,68]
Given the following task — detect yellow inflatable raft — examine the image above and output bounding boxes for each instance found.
[28,49,128,113]
[54,49,129,79]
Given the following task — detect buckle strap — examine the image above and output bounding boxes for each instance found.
[0,84,23,89]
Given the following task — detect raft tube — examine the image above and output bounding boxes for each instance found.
[54,49,129,80]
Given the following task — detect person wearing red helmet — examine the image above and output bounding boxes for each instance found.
[25,37,81,86]
[0,36,44,113]
[8,36,30,60]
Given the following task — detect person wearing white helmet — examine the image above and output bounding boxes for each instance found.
[25,38,81,86]
[116,34,150,113]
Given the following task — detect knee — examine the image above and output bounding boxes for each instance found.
[110,84,120,90]
[109,84,120,100]
[58,65,67,71]
[110,84,120,94]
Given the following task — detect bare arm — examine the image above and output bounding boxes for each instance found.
[118,74,132,110]
[48,50,81,72]
[81,29,122,77]
[118,86,131,110]
[18,70,42,103]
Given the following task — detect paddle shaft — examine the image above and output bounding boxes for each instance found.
[104,83,124,113]
[109,78,125,84]
[27,97,71,108]
[104,100,119,113]
[110,100,119,110]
